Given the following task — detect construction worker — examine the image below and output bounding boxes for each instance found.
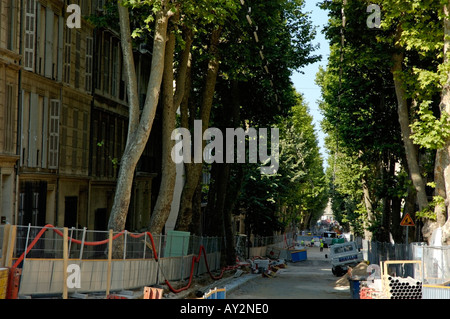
[301,239,305,247]
[310,238,315,247]
[320,241,324,252]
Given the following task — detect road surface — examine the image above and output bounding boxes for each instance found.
[227,246,351,299]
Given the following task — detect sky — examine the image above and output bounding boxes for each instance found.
[290,0,330,165]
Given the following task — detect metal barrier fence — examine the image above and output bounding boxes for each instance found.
[0,225,294,298]
[0,224,222,298]
[358,238,413,265]
[235,232,296,260]
[421,245,450,285]
[357,238,450,286]
[5,225,220,261]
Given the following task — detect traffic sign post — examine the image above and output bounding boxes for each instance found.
[400,213,415,245]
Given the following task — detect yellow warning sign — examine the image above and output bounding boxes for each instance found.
[400,213,415,226]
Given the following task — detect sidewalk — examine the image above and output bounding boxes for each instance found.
[166,270,260,299]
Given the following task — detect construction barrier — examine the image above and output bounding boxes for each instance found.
[6,268,21,299]
[164,245,239,293]
[290,249,307,262]
[0,268,8,299]
[1,224,223,298]
[201,287,226,299]
[143,286,164,299]
[1,224,293,298]
[422,284,450,299]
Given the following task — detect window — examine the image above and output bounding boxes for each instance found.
[85,37,93,92]
[44,7,55,79]
[72,109,78,168]
[108,123,115,176]
[96,0,105,11]
[5,0,16,51]
[20,91,30,166]
[28,92,39,167]
[82,0,91,16]
[75,31,81,88]
[52,12,59,80]
[95,32,102,90]
[36,4,45,75]
[82,112,88,171]
[119,51,126,100]
[111,43,119,97]
[64,28,71,84]
[48,100,60,169]
[24,0,36,71]
[60,105,68,167]
[4,84,15,153]
[103,37,110,94]
[92,118,98,174]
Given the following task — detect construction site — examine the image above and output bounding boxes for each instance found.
[2,1,450,312]
[1,224,450,300]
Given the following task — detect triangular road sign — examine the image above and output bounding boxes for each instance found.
[400,213,415,226]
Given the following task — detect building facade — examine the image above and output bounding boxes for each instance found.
[0,0,21,226]
[0,0,162,234]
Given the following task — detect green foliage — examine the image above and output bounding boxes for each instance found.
[416,196,443,221]
[237,94,328,235]
[410,104,450,149]
[96,140,119,169]
[316,0,447,239]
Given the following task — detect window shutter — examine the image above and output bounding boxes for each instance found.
[64,28,71,84]
[41,96,48,168]
[57,16,64,81]
[85,37,93,92]
[45,7,54,78]
[48,100,60,169]
[28,93,39,167]
[24,0,36,71]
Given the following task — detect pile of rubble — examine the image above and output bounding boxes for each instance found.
[248,257,287,278]
[335,261,368,287]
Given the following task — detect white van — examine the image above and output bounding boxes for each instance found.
[329,241,363,276]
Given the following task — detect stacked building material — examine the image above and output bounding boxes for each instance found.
[387,276,422,299]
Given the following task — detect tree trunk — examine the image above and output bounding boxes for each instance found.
[362,178,374,241]
[392,58,428,210]
[439,3,450,244]
[204,163,219,235]
[149,25,193,234]
[391,27,429,230]
[379,158,393,243]
[108,4,171,236]
[218,163,234,266]
[175,27,222,231]
[391,196,402,242]
[221,81,242,264]
[434,146,447,226]
[190,173,203,234]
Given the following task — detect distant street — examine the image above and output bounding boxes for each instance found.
[227,246,350,299]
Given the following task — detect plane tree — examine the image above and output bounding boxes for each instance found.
[100,0,239,237]
[318,0,450,243]
[174,0,321,237]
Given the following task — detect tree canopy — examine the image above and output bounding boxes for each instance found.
[317,0,450,244]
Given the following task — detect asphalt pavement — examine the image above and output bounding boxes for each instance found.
[225,246,350,299]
